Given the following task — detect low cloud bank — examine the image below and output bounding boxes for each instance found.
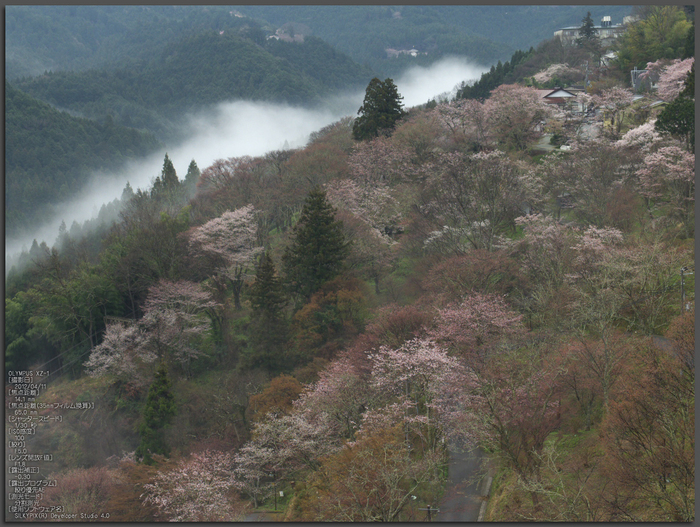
[6,57,485,265]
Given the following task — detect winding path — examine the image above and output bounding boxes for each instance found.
[436,445,490,522]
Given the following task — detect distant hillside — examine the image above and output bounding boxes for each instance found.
[5,6,269,79]
[234,5,633,72]
[5,5,512,82]
[5,81,161,237]
[13,30,374,142]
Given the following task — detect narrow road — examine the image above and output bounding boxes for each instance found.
[436,445,487,522]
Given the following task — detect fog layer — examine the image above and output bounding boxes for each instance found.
[6,57,486,264]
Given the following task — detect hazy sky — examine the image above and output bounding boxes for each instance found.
[5,57,486,262]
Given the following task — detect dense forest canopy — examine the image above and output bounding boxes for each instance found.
[5,81,162,238]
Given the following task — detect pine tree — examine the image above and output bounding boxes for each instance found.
[246,252,289,371]
[576,12,602,62]
[251,252,287,318]
[352,78,406,141]
[152,153,182,202]
[136,362,177,465]
[161,153,179,189]
[121,181,134,203]
[576,12,597,44]
[183,159,200,197]
[283,187,349,301]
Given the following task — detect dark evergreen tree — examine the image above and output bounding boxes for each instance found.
[683,20,694,59]
[251,252,288,317]
[135,362,177,465]
[576,12,597,44]
[282,187,349,301]
[655,88,695,152]
[183,159,200,197]
[352,77,406,141]
[161,153,178,188]
[151,153,179,197]
[246,252,289,371]
[121,181,134,203]
[576,11,602,61]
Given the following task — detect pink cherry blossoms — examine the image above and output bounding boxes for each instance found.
[141,450,240,521]
[645,57,694,102]
[86,280,220,381]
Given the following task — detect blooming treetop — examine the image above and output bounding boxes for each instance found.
[189,204,262,267]
[645,57,694,102]
[141,450,239,522]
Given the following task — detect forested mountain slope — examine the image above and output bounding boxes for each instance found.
[5,81,161,238]
[13,30,374,142]
[4,6,693,523]
[236,5,632,71]
[5,6,271,79]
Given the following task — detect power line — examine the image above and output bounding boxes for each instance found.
[28,336,93,373]
[43,346,95,383]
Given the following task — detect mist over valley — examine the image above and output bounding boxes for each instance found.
[6,57,485,266]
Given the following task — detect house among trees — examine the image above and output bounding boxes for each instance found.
[553,15,626,47]
[537,87,588,113]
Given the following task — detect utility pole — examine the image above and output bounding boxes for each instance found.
[680,267,693,313]
[419,505,440,521]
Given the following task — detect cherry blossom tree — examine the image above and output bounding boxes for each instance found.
[368,337,477,447]
[465,345,564,503]
[231,441,276,508]
[347,135,421,184]
[141,450,242,521]
[589,87,634,139]
[189,205,262,309]
[293,355,370,440]
[430,293,525,369]
[484,84,550,151]
[232,411,342,506]
[645,57,694,102]
[570,225,624,278]
[85,280,220,380]
[140,280,220,374]
[434,98,491,151]
[512,214,576,288]
[84,322,152,390]
[422,150,526,252]
[325,178,401,236]
[636,145,695,233]
[615,120,663,152]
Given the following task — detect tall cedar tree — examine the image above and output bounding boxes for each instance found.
[136,362,177,465]
[183,159,200,197]
[576,11,602,61]
[352,78,406,141]
[283,187,349,301]
[152,154,178,194]
[576,12,597,44]
[246,252,289,371]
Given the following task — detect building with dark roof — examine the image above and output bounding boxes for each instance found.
[553,15,627,47]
